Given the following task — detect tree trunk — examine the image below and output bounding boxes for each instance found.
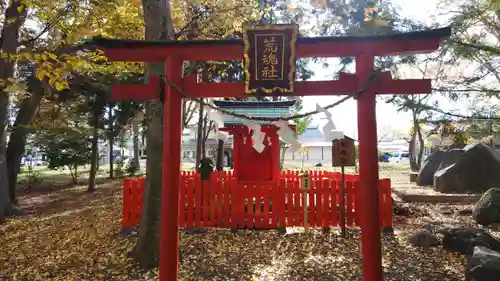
[88,114,99,192]
[107,105,114,178]
[202,116,208,157]
[7,82,44,202]
[120,134,125,158]
[195,99,204,171]
[0,0,28,221]
[216,139,224,171]
[0,147,21,222]
[182,100,196,128]
[132,115,140,170]
[416,120,425,169]
[407,109,426,171]
[108,132,114,178]
[141,127,146,154]
[408,134,418,171]
[202,117,213,158]
[74,164,78,184]
[133,0,174,269]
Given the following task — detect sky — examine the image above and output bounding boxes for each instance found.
[300,0,467,138]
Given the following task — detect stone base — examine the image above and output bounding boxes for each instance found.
[393,183,481,204]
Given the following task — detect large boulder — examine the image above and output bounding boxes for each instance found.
[466,246,500,281]
[416,149,465,186]
[416,151,446,186]
[438,227,500,255]
[473,188,500,226]
[437,148,465,170]
[408,230,440,247]
[434,143,500,194]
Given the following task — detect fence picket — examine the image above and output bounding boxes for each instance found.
[224,176,233,228]
[333,180,340,227]
[353,180,361,226]
[278,178,286,228]
[247,183,254,229]
[179,175,186,227]
[321,178,330,228]
[308,182,315,227]
[194,176,202,228]
[262,182,271,228]
[122,179,131,229]
[209,175,216,227]
[294,181,302,226]
[346,181,354,226]
[186,177,194,228]
[130,179,140,226]
[254,183,262,228]
[315,179,323,227]
[286,180,294,227]
[215,173,223,227]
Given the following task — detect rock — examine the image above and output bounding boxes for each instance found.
[434,143,500,194]
[438,227,500,255]
[408,230,440,247]
[437,149,465,170]
[466,246,500,281]
[417,149,465,186]
[473,188,500,226]
[417,151,447,186]
[393,204,412,216]
[392,203,426,216]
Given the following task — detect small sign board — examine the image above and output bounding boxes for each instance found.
[242,24,298,95]
[299,173,310,190]
[332,137,356,167]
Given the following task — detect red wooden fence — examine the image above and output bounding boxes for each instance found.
[122,170,392,230]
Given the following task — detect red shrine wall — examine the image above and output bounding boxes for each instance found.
[223,125,295,182]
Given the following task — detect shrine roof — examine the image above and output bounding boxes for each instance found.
[88,27,451,49]
[213,100,295,125]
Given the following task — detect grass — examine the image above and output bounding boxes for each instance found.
[15,162,409,189]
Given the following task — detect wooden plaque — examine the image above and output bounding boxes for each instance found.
[332,138,356,167]
[242,24,298,95]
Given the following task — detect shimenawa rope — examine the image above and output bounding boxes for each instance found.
[159,71,379,122]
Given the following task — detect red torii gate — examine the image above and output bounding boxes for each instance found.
[91,26,450,281]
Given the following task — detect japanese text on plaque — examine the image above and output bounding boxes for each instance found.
[339,140,348,165]
[256,34,284,81]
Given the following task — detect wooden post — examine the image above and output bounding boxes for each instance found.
[340,165,347,237]
[356,54,382,281]
[160,58,183,281]
[195,99,205,172]
[300,173,310,232]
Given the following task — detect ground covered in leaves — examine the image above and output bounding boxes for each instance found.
[0,180,488,281]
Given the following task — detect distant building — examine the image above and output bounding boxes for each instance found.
[182,137,234,165]
[282,125,355,164]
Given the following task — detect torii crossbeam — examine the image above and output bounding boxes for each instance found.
[90,26,451,281]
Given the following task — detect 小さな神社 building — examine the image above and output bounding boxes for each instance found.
[214,99,297,182]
